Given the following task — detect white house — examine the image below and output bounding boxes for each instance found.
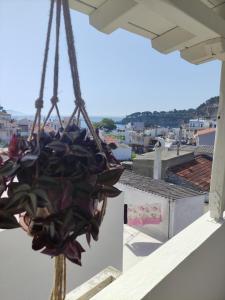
[117,170,205,242]
[126,122,145,131]
[189,118,209,129]
[112,143,132,161]
[144,127,169,138]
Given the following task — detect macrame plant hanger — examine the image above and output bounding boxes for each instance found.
[29,0,105,299]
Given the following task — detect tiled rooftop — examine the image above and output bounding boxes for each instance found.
[195,128,216,136]
[169,155,212,191]
[119,170,203,200]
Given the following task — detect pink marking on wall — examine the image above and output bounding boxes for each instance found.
[127,203,162,226]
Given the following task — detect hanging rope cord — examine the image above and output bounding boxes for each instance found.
[61,0,103,151]
[28,1,108,299]
[62,0,107,220]
[43,0,63,129]
[30,0,103,152]
[29,0,54,141]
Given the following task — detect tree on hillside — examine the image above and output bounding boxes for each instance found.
[93,118,116,131]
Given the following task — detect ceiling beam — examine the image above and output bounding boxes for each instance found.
[68,0,95,15]
[139,0,225,39]
[89,0,138,33]
[181,37,225,64]
[151,27,195,53]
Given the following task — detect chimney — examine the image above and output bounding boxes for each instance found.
[153,137,165,180]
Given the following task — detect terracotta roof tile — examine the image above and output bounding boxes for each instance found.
[169,155,212,192]
[196,128,216,136]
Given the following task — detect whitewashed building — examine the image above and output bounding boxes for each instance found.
[0,111,13,143]
[112,143,132,161]
[126,122,145,131]
[117,170,205,242]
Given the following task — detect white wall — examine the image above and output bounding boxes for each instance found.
[112,146,132,161]
[145,215,225,300]
[91,213,225,300]
[198,132,216,146]
[172,195,205,237]
[117,183,204,242]
[117,183,170,242]
[0,194,124,300]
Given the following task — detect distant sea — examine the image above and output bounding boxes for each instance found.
[9,111,125,129]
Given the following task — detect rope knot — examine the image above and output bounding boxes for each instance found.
[51,96,59,105]
[35,98,44,109]
[75,97,85,108]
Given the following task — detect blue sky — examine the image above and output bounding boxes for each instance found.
[0,0,221,117]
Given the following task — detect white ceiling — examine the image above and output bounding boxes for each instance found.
[69,0,225,64]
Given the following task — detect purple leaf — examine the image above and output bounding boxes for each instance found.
[42,246,61,257]
[64,240,85,266]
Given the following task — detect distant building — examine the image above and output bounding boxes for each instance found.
[43,118,61,133]
[195,128,216,146]
[124,130,144,146]
[133,150,195,179]
[103,135,132,161]
[145,127,169,138]
[189,118,216,130]
[17,119,32,137]
[112,144,132,161]
[126,122,144,131]
[0,111,13,143]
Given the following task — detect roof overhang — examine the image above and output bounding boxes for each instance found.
[69,0,225,64]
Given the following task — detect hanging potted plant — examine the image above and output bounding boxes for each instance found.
[1,128,123,261]
[0,0,124,299]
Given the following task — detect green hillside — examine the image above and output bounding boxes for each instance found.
[121,96,219,127]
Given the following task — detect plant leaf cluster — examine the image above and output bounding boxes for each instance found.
[0,126,124,265]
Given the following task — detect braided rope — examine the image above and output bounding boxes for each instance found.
[28,2,108,300]
[62,0,103,151]
[31,0,103,153]
[50,255,66,300]
[43,0,63,129]
[30,0,55,139]
[62,0,81,102]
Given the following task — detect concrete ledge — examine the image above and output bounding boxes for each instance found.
[90,212,225,300]
[66,267,121,300]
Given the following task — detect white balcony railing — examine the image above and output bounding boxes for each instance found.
[89,212,225,300]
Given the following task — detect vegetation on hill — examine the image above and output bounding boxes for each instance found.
[121,96,219,128]
[93,118,117,131]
